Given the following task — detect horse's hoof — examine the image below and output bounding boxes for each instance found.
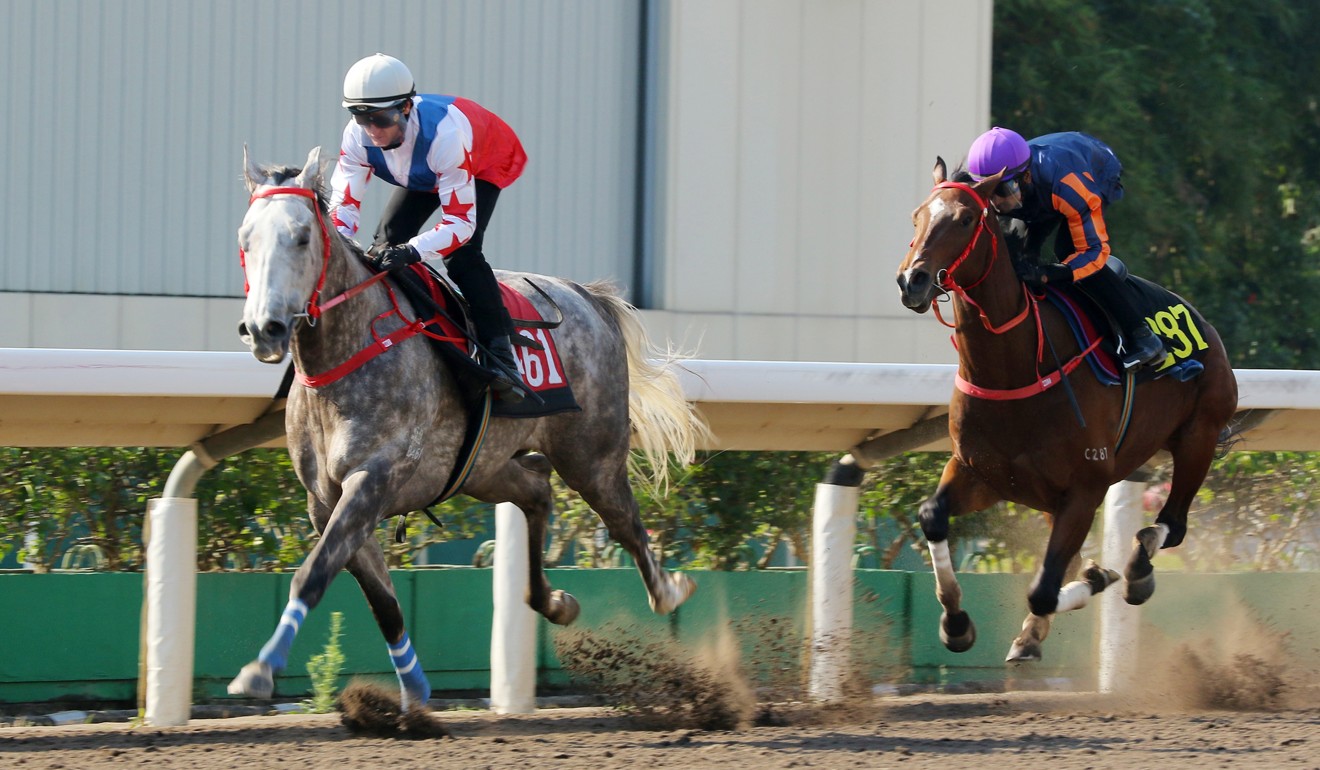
[546,589,581,626]
[1124,572,1155,605]
[649,572,697,615]
[1006,640,1042,662]
[227,661,274,699]
[940,610,976,653]
[1124,539,1156,605]
[1083,561,1121,594]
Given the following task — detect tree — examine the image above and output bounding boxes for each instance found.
[993,0,1320,368]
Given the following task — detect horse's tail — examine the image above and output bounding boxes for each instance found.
[583,281,711,493]
[1215,408,1263,459]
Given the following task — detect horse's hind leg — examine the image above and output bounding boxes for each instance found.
[919,459,1000,653]
[344,538,431,709]
[1125,419,1222,605]
[466,452,581,626]
[559,461,694,615]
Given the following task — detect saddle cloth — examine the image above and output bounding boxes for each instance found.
[1043,275,1209,386]
[407,264,581,418]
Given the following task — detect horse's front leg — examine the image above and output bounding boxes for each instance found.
[919,459,1000,653]
[343,537,432,709]
[228,468,393,699]
[1007,492,1115,662]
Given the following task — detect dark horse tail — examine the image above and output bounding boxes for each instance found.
[1216,409,1264,458]
[581,281,711,493]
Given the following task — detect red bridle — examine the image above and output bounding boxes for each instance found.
[238,185,387,322]
[915,181,1104,401]
[237,185,464,388]
[921,180,1031,335]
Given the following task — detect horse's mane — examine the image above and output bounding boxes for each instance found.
[950,165,975,184]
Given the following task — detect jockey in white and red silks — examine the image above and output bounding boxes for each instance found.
[329,53,529,401]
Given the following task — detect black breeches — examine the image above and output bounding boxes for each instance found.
[374,180,511,341]
[372,178,501,251]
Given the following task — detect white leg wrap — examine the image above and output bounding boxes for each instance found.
[1154,522,1171,549]
[1056,580,1092,613]
[928,540,960,606]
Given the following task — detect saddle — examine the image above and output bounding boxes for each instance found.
[1042,258,1208,387]
[391,263,581,418]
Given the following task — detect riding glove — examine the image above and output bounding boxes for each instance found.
[1016,262,1073,289]
[370,244,422,273]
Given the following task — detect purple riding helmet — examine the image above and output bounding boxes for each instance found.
[968,127,1030,181]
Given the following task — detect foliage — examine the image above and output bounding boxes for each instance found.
[0,447,165,571]
[302,611,346,714]
[992,0,1320,368]
[0,446,491,573]
[1167,452,1320,570]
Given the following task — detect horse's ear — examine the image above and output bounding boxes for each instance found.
[973,168,1004,200]
[243,144,266,193]
[294,146,323,192]
[932,157,948,185]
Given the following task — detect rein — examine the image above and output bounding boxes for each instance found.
[240,185,463,388]
[923,180,1096,402]
[927,181,1031,335]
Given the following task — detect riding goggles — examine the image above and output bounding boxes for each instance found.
[993,177,1022,200]
[349,104,406,129]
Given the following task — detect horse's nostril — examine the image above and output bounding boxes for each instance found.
[262,320,289,340]
[238,322,250,339]
[908,271,930,292]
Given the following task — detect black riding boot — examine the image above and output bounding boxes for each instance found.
[445,249,526,403]
[1077,265,1166,370]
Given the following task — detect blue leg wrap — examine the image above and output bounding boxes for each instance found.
[389,633,431,708]
[257,598,308,673]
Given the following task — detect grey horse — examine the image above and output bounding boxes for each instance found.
[229,146,705,707]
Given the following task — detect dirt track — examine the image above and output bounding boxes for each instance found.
[2,691,1318,769]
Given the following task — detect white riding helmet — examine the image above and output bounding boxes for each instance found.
[342,53,415,110]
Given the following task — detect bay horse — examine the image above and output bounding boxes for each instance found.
[894,158,1238,661]
[228,147,705,706]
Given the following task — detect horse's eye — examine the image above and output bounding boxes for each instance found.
[295,230,311,247]
[961,215,974,227]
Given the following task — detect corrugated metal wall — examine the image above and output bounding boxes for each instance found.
[650,0,991,363]
[0,0,641,298]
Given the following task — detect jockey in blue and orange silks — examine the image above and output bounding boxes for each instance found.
[329,53,529,402]
[967,127,1166,370]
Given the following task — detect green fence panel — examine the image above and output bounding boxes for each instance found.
[411,567,495,692]
[0,573,141,703]
[536,568,673,689]
[673,570,808,688]
[0,574,141,683]
[3,570,1318,706]
[907,571,1096,685]
[195,572,284,680]
[853,570,913,683]
[1133,572,1320,674]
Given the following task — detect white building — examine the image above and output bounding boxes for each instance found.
[0,0,988,365]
